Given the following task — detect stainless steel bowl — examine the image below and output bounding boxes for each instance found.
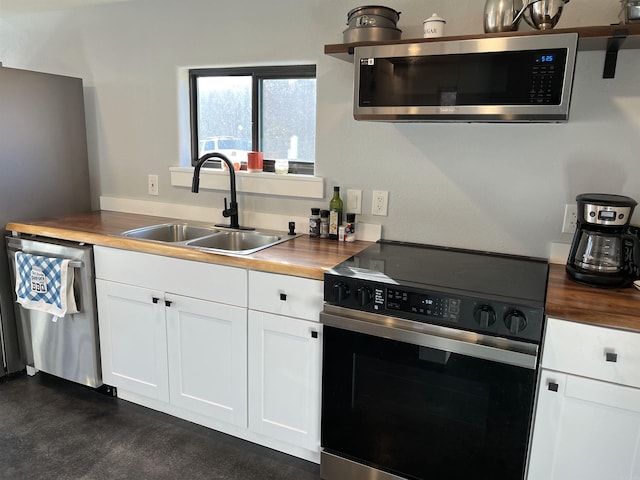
[622,0,640,23]
[526,0,569,30]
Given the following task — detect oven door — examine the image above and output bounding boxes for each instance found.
[320,305,539,480]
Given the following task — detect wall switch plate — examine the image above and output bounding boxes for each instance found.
[148,174,159,196]
[347,189,362,215]
[372,190,389,216]
[562,203,577,234]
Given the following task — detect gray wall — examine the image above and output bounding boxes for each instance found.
[1,0,638,258]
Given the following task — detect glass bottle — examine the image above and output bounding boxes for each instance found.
[345,213,356,242]
[329,186,343,240]
[309,208,320,238]
[320,210,330,239]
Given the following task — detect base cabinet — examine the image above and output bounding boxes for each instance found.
[527,318,640,480]
[96,279,247,426]
[248,310,321,451]
[96,279,169,402]
[167,295,247,427]
[94,246,322,462]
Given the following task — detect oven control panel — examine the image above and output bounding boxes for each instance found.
[386,288,461,322]
[324,277,544,343]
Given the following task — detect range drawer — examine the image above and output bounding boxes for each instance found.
[543,317,640,388]
[248,271,323,322]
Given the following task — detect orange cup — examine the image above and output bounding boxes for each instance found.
[247,151,264,172]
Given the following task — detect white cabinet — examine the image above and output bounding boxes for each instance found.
[248,271,323,454]
[167,294,247,427]
[248,310,321,450]
[528,369,640,480]
[94,246,248,426]
[527,317,640,480]
[94,247,322,461]
[96,279,169,402]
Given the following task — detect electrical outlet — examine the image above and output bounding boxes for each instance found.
[372,190,389,216]
[562,204,577,234]
[148,174,158,196]
[347,189,362,215]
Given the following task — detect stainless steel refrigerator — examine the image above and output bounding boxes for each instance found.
[0,65,92,378]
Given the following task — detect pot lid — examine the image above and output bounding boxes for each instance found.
[347,5,401,20]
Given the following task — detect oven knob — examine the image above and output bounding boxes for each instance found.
[504,310,527,334]
[356,286,373,306]
[332,282,350,303]
[474,305,496,328]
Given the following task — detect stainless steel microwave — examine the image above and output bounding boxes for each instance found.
[354,33,578,122]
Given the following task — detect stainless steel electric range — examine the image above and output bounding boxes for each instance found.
[320,241,548,480]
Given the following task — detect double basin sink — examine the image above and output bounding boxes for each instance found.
[117,222,297,255]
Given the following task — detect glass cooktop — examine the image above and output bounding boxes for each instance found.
[328,240,549,306]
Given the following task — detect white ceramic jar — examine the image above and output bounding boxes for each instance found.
[423,13,446,38]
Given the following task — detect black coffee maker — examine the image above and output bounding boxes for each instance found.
[566,193,638,288]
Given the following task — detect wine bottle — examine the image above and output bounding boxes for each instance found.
[329,186,343,240]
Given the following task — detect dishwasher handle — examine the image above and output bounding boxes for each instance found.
[6,237,84,268]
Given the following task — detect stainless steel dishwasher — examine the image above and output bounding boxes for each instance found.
[6,235,102,388]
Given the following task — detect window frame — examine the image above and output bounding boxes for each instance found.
[189,65,317,174]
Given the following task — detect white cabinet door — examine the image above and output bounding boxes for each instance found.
[96,279,169,402]
[248,310,321,451]
[166,294,247,427]
[527,369,640,480]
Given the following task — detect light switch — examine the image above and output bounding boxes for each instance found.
[347,189,362,214]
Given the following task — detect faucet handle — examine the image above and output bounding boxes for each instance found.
[222,197,230,217]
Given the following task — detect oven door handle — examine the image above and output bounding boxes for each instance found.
[320,309,538,370]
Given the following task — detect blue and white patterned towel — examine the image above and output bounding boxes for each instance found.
[14,252,78,317]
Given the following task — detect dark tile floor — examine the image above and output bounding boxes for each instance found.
[0,373,320,480]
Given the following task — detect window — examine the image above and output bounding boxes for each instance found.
[189,65,316,175]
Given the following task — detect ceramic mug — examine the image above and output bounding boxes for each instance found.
[247,151,263,172]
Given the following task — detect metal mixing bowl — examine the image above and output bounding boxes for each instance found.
[527,0,569,30]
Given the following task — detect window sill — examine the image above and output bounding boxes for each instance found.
[170,167,324,199]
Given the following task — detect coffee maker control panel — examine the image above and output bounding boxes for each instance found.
[584,204,632,227]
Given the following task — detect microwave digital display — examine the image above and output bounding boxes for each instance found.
[353,33,578,122]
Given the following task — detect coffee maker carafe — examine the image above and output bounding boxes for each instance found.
[566,193,637,287]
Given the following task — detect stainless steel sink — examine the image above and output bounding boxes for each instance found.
[119,223,220,242]
[117,222,297,254]
[186,231,284,254]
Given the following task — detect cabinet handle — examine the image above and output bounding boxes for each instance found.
[311,331,318,339]
[606,352,618,362]
[548,382,559,392]
[165,300,173,307]
[280,293,287,301]
[152,297,160,304]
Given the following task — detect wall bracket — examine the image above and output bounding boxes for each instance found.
[603,29,629,79]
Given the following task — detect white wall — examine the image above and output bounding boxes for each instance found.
[1,0,638,258]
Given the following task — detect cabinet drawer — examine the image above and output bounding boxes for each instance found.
[543,317,640,388]
[94,246,247,307]
[248,271,323,322]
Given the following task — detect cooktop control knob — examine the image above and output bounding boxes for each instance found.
[474,305,496,328]
[356,286,373,307]
[332,283,350,303]
[504,310,527,334]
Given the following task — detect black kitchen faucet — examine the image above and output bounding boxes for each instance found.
[191,152,253,230]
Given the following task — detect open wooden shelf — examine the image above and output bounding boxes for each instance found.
[325,23,640,60]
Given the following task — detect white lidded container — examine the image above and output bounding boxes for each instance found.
[423,13,446,38]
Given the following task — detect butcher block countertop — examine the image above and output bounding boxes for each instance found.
[6,211,373,281]
[546,263,640,333]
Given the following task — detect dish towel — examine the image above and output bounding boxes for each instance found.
[14,252,78,317]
